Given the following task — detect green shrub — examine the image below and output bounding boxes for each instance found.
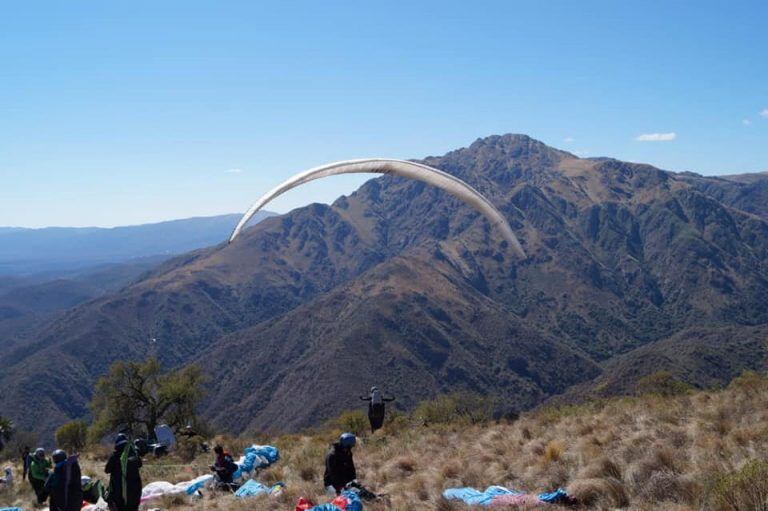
[412,392,494,426]
[709,459,768,510]
[333,409,368,436]
[636,371,693,397]
[55,420,89,452]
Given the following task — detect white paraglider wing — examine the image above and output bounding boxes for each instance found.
[229,158,525,258]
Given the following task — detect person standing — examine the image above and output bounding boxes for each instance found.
[105,434,142,511]
[21,446,31,480]
[360,386,395,433]
[46,450,83,511]
[28,447,51,504]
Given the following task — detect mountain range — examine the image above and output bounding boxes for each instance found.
[0,213,274,366]
[0,213,275,276]
[1,134,767,440]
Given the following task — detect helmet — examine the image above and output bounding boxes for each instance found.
[339,433,356,448]
[34,448,45,458]
[370,386,378,393]
[52,449,67,463]
[115,433,128,448]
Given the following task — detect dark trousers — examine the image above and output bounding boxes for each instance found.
[369,403,385,432]
[30,477,48,504]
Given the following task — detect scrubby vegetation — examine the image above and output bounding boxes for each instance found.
[3,375,768,510]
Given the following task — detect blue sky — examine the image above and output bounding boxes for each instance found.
[1,1,766,228]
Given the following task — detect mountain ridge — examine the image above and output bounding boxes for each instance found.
[1,133,767,439]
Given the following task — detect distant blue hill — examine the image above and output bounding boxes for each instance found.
[0,212,276,275]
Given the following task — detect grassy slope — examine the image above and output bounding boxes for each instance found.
[3,376,768,510]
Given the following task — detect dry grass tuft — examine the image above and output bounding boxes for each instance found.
[542,440,565,463]
[5,373,768,510]
[568,477,629,508]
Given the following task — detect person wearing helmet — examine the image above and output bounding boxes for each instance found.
[45,450,83,511]
[28,447,51,504]
[323,433,357,494]
[360,386,395,433]
[105,434,143,511]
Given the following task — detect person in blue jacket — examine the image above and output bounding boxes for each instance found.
[45,450,83,511]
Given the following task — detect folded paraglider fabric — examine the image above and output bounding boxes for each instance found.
[295,489,363,511]
[443,486,572,507]
[0,508,24,511]
[183,474,214,495]
[539,488,570,503]
[140,474,214,502]
[139,444,279,502]
[332,490,363,511]
[232,444,280,479]
[233,479,285,498]
[295,497,316,510]
[443,486,522,505]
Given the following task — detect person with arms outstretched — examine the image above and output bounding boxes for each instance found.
[360,386,395,433]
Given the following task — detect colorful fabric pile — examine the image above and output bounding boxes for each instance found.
[443,486,574,507]
[294,490,363,511]
[138,444,280,502]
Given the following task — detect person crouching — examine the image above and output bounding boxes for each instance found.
[210,445,239,491]
[324,433,357,495]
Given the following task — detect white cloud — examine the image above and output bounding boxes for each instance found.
[635,132,677,142]
[564,137,575,143]
[225,168,243,174]
[743,118,752,126]
[760,109,768,118]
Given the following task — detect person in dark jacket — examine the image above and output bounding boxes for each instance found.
[28,447,51,504]
[105,434,142,511]
[360,386,395,433]
[323,433,357,494]
[21,446,31,480]
[210,445,238,490]
[46,450,83,511]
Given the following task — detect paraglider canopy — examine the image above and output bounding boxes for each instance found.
[229,158,525,258]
